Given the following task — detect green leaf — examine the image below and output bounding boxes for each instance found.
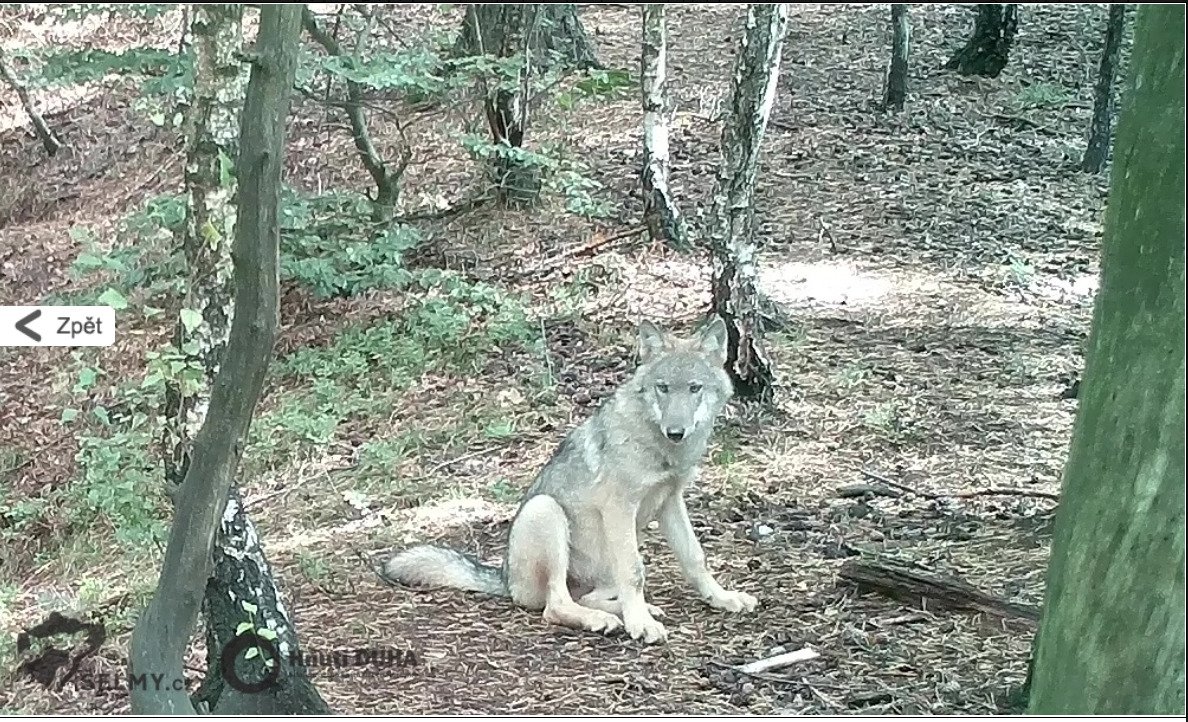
[97,287,129,310]
[93,406,110,425]
[61,408,80,423]
[256,628,278,641]
[241,600,258,614]
[218,149,236,188]
[235,621,254,636]
[180,308,203,334]
[244,646,259,660]
[78,367,98,389]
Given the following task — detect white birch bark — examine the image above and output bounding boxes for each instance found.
[709,3,789,402]
[641,4,686,247]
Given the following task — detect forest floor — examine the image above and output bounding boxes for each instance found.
[1,3,1118,715]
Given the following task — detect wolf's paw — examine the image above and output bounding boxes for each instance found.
[583,609,624,634]
[646,603,666,619]
[624,611,668,644]
[708,589,758,613]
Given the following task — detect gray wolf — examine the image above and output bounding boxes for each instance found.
[380,315,758,644]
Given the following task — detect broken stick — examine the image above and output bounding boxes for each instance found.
[838,558,1040,625]
[738,647,820,675]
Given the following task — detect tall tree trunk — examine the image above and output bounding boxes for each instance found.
[469,4,543,207]
[1028,5,1185,715]
[163,5,329,714]
[945,4,1019,77]
[640,4,686,249]
[884,4,910,111]
[455,3,601,72]
[128,5,304,714]
[708,3,788,403]
[1081,4,1128,174]
[0,47,64,155]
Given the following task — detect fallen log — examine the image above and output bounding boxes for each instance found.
[838,558,1040,625]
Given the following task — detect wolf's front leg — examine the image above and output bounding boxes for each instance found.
[601,503,667,644]
[658,494,758,613]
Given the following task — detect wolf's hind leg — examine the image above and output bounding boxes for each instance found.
[576,587,666,619]
[506,495,622,635]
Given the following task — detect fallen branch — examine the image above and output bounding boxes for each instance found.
[515,225,647,278]
[861,469,1059,502]
[395,193,491,223]
[0,49,64,155]
[839,558,1041,625]
[836,483,901,499]
[991,113,1059,136]
[739,647,820,675]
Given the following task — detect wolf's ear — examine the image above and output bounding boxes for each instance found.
[696,315,729,366]
[637,320,668,364]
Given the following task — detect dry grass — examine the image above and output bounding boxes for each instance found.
[0,2,1114,714]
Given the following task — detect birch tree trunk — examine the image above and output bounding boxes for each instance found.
[641,4,686,249]
[1081,4,1128,174]
[1029,4,1185,714]
[884,4,910,111]
[945,4,1019,78]
[708,3,788,402]
[163,4,245,494]
[128,5,315,714]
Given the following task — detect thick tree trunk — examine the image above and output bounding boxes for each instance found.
[192,488,329,714]
[640,4,686,249]
[456,3,601,73]
[161,7,329,713]
[470,4,542,207]
[0,47,64,155]
[1028,5,1185,715]
[883,4,910,111]
[128,5,303,714]
[708,3,788,403]
[1081,4,1127,174]
[945,4,1019,78]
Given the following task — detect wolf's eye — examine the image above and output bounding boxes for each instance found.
[689,382,703,394]
[655,382,669,394]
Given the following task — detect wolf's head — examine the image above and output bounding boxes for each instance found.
[632,315,734,445]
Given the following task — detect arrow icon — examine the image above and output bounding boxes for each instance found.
[15,309,41,342]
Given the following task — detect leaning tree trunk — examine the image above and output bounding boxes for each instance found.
[708,3,788,403]
[163,5,328,714]
[1028,4,1184,715]
[945,4,1019,77]
[883,4,910,111]
[301,8,405,222]
[455,2,601,72]
[128,5,305,714]
[0,47,64,155]
[640,4,686,249]
[1081,4,1128,174]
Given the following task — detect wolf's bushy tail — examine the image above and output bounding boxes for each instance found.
[379,545,509,597]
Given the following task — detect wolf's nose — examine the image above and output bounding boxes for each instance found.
[665,428,686,442]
